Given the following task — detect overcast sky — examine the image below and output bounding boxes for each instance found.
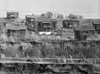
[0,0,100,18]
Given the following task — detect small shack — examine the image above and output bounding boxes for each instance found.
[6,23,27,41]
[74,25,95,41]
[63,19,80,29]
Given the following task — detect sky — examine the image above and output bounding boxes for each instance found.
[0,0,100,18]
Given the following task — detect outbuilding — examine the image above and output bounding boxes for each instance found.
[63,19,80,29]
[74,25,95,41]
[6,23,27,41]
[93,19,100,34]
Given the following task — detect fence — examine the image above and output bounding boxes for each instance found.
[0,57,100,65]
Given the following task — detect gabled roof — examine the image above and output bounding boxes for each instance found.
[74,25,95,31]
[37,18,56,22]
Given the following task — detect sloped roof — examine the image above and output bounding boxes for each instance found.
[14,18,25,23]
[37,18,56,22]
[63,19,80,22]
[0,18,25,24]
[93,19,100,24]
[6,23,27,30]
[81,19,93,24]
[74,25,95,31]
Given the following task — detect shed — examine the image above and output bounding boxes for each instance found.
[6,23,27,39]
[74,25,95,40]
[93,19,100,34]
